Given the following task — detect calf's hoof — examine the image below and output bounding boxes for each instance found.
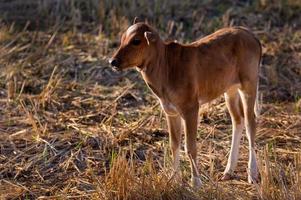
[248,168,259,184]
[221,172,235,181]
[248,174,260,184]
[191,176,202,189]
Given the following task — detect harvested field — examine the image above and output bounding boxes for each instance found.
[0,0,300,199]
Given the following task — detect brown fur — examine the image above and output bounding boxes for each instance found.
[110,22,261,187]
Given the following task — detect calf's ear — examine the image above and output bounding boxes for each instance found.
[144,31,156,45]
[133,17,140,24]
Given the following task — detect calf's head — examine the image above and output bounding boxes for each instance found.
[109,22,159,71]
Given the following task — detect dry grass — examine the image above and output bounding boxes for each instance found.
[0,0,301,199]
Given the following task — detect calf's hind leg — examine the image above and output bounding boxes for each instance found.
[222,87,244,180]
[239,82,259,183]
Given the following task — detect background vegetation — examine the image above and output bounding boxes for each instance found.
[0,0,300,199]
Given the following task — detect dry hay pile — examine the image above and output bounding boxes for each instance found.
[0,0,301,199]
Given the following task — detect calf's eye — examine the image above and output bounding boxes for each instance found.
[132,39,141,46]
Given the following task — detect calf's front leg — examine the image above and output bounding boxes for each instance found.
[166,114,182,172]
[181,104,201,188]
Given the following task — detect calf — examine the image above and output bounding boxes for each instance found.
[109,20,261,188]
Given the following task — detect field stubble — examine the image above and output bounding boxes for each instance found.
[0,0,301,199]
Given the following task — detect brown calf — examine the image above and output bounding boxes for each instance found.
[109,21,261,188]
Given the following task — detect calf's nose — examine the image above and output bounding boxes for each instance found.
[109,58,120,68]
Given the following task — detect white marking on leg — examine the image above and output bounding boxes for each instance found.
[224,122,244,175]
[245,123,258,183]
[248,146,258,183]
